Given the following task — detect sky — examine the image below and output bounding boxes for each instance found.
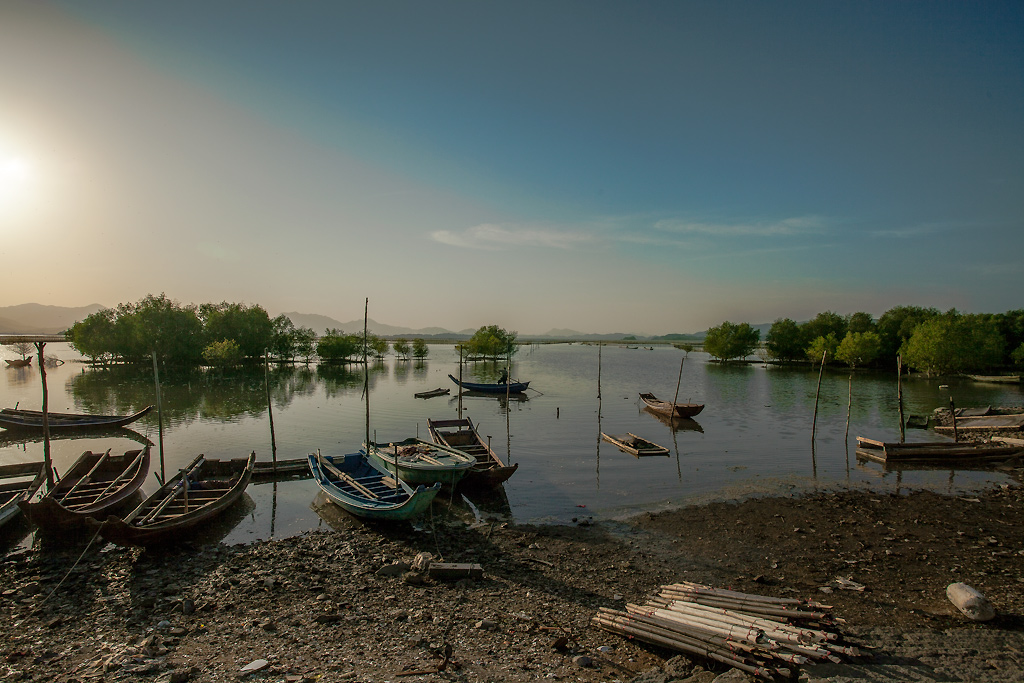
[1,1,1021,335]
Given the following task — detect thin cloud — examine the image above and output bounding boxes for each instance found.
[431,223,592,250]
[869,221,960,239]
[653,215,829,237]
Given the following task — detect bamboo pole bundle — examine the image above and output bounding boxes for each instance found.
[642,600,837,659]
[649,596,838,644]
[593,583,852,679]
[593,610,784,679]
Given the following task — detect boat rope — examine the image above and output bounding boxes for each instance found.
[29,525,104,615]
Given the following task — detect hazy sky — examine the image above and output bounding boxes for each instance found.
[1,1,1021,335]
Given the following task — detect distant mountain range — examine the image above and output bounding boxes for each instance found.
[0,304,744,341]
[0,303,106,334]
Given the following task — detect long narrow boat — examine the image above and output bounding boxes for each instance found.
[601,432,670,456]
[414,387,450,399]
[0,461,46,530]
[427,417,518,487]
[966,374,1021,384]
[308,450,440,520]
[92,452,255,546]
[639,392,705,418]
[19,447,151,530]
[855,436,1023,463]
[366,437,477,486]
[4,358,31,368]
[0,406,153,432]
[448,374,530,395]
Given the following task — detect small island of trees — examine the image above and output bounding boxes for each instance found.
[704,306,1024,376]
[66,294,433,367]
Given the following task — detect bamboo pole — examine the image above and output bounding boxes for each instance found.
[35,342,53,489]
[264,353,278,470]
[811,349,826,442]
[152,351,166,483]
[671,356,685,410]
[457,344,464,419]
[897,355,905,443]
[845,371,853,442]
[949,396,959,443]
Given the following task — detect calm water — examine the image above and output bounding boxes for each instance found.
[2,343,1021,545]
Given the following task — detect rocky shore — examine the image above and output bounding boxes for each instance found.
[2,474,1023,683]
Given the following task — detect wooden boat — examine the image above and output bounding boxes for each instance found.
[366,437,477,486]
[639,392,705,418]
[414,387,451,399]
[427,417,518,487]
[601,432,670,456]
[308,450,440,520]
[967,375,1020,384]
[4,358,31,368]
[0,406,153,432]
[448,374,530,394]
[19,447,151,530]
[0,461,46,530]
[91,452,255,546]
[855,436,1023,464]
[251,457,312,481]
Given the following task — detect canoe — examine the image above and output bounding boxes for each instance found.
[601,432,670,456]
[967,375,1020,384]
[0,406,153,432]
[0,461,46,530]
[855,436,1023,463]
[366,437,477,486]
[19,447,151,530]
[414,387,451,399]
[4,358,31,368]
[427,417,518,487]
[448,374,530,394]
[308,450,440,520]
[92,452,255,546]
[639,392,704,418]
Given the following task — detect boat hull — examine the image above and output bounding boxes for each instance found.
[0,406,154,432]
[309,451,440,521]
[427,417,518,487]
[19,447,151,531]
[366,437,476,486]
[0,462,46,530]
[639,393,704,418]
[93,452,255,546]
[448,374,530,394]
[602,432,669,456]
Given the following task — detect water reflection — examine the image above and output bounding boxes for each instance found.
[642,407,704,433]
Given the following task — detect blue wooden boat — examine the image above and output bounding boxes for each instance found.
[366,437,477,486]
[448,374,530,394]
[308,450,441,520]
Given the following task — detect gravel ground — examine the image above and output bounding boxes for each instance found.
[1,461,1022,683]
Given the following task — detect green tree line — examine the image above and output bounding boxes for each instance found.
[704,306,1024,375]
[67,294,433,366]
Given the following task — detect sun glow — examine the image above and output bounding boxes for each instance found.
[0,152,37,225]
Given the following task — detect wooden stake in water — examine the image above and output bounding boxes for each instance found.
[672,356,685,409]
[949,396,959,443]
[264,353,278,470]
[152,351,166,483]
[845,371,853,442]
[811,350,827,442]
[35,341,53,489]
[897,355,906,443]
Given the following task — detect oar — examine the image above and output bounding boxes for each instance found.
[671,356,685,416]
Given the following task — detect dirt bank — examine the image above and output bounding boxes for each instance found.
[2,477,1023,683]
